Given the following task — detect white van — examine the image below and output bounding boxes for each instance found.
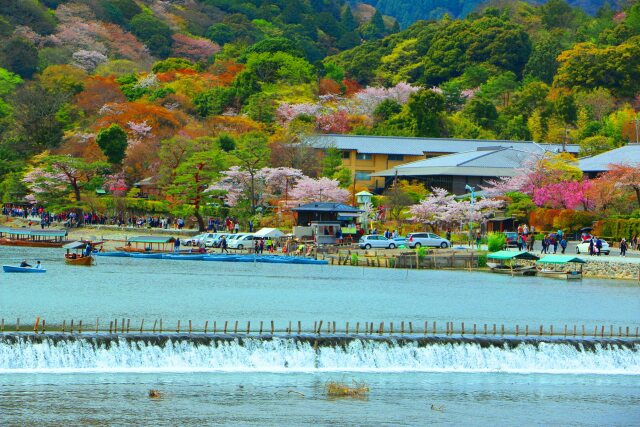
[227,233,255,250]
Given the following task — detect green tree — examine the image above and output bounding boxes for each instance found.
[408,89,445,137]
[0,37,39,78]
[217,134,236,152]
[167,150,227,231]
[464,98,499,129]
[341,5,357,32]
[524,36,563,84]
[193,87,234,117]
[234,132,270,214]
[321,146,343,177]
[96,124,128,165]
[129,13,173,58]
[151,58,196,73]
[0,68,23,96]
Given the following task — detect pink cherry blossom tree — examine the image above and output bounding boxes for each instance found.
[532,180,593,210]
[288,176,350,204]
[172,34,220,61]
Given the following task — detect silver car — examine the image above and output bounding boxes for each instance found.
[358,235,397,249]
[407,232,450,248]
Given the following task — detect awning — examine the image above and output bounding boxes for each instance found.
[253,228,285,238]
[537,255,586,264]
[337,212,361,217]
[487,250,540,261]
[128,236,176,244]
[62,241,86,249]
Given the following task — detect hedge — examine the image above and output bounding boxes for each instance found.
[594,218,640,241]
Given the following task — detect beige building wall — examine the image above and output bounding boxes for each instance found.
[340,150,424,189]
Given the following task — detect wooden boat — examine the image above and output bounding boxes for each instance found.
[486,250,539,276]
[63,241,102,266]
[536,255,585,280]
[0,238,66,248]
[3,265,46,273]
[117,236,177,254]
[0,226,68,247]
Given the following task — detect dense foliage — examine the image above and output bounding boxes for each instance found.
[0,0,638,230]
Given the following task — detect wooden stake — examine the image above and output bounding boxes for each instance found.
[126,319,130,333]
[573,325,576,337]
[401,321,404,335]
[409,321,413,334]
[224,321,228,334]
[78,320,82,334]
[390,322,394,335]
[346,321,349,335]
[550,325,553,336]
[259,321,263,335]
[109,321,113,334]
[493,324,496,335]
[153,320,157,333]
[96,318,99,334]
[271,320,274,335]
[33,317,40,333]
[626,326,629,337]
[515,325,519,336]
[433,321,436,335]
[70,319,74,334]
[473,324,476,335]
[379,322,384,335]
[204,320,208,334]
[42,319,45,334]
[317,320,323,335]
[247,321,251,335]
[601,325,605,337]
[564,325,567,337]
[484,324,487,335]
[214,321,217,334]
[461,322,465,336]
[1,318,3,333]
[160,319,163,333]
[189,320,192,334]
[298,321,301,335]
[234,320,238,334]
[355,322,359,335]
[177,320,180,334]
[121,318,125,333]
[610,325,614,337]
[16,318,20,332]
[539,325,543,336]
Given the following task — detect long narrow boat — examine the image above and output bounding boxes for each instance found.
[130,253,164,259]
[536,255,585,280]
[486,250,539,276]
[96,252,131,257]
[0,226,69,247]
[162,254,206,261]
[3,265,46,273]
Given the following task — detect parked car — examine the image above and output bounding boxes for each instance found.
[504,232,518,248]
[183,233,214,246]
[227,233,255,250]
[392,237,407,247]
[406,232,451,248]
[576,239,610,255]
[206,233,228,248]
[358,235,397,249]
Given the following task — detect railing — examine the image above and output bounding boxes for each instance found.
[2,317,638,340]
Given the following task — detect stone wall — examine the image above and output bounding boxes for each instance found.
[583,260,640,281]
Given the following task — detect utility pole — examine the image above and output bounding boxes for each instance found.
[633,114,640,144]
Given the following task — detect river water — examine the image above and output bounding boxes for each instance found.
[0,246,639,425]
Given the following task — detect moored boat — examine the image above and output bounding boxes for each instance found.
[0,226,69,248]
[3,265,46,273]
[486,251,539,276]
[536,255,585,280]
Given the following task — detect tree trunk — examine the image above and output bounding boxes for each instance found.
[249,170,256,214]
[194,209,205,232]
[634,186,640,208]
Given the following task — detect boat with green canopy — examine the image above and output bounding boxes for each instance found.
[486,251,539,276]
[536,255,586,280]
[116,236,176,253]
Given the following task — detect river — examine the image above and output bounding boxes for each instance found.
[0,246,639,426]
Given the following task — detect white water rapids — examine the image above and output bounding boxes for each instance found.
[1,338,638,375]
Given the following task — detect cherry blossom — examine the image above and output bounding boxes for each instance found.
[288,176,350,204]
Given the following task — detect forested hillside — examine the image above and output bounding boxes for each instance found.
[0,0,638,226]
[361,0,624,27]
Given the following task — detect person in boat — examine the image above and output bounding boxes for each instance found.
[20,260,32,268]
[35,261,42,269]
[84,242,92,257]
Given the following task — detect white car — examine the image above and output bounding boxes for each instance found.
[406,232,450,249]
[576,239,610,255]
[358,235,397,249]
[183,233,213,246]
[227,233,255,249]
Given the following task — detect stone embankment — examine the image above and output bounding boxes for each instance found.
[581,258,640,281]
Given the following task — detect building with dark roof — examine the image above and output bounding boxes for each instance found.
[372,147,536,194]
[307,134,580,189]
[291,202,362,226]
[579,144,640,177]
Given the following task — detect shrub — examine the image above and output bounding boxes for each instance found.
[487,232,506,252]
[350,253,358,265]
[477,253,487,267]
[416,246,427,259]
